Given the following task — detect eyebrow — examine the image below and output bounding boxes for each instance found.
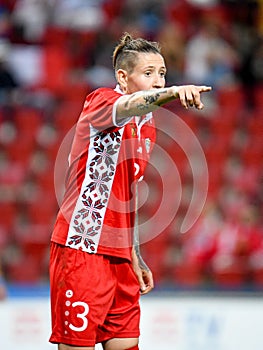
[144,65,167,71]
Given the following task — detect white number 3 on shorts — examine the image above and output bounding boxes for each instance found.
[69,301,89,332]
[65,289,89,332]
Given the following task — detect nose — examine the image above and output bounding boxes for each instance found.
[153,74,164,89]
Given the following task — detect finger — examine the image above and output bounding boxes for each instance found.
[196,101,204,110]
[140,285,153,295]
[145,274,154,290]
[192,91,203,109]
[198,85,212,92]
[178,90,188,109]
[138,276,147,293]
[185,90,194,107]
[140,280,154,294]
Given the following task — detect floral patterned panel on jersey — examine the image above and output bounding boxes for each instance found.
[66,128,123,253]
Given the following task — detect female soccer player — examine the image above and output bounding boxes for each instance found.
[49,32,211,350]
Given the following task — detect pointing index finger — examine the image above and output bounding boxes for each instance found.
[198,86,212,92]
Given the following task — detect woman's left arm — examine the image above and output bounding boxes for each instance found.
[132,185,154,295]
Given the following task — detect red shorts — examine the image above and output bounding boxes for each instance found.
[49,242,141,347]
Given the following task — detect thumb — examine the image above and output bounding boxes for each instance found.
[138,273,146,292]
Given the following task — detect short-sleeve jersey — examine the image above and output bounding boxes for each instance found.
[51,86,156,261]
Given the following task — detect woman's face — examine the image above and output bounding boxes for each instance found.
[119,52,166,94]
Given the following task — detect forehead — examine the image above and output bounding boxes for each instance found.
[133,52,166,70]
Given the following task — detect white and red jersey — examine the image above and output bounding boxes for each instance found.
[51,86,156,261]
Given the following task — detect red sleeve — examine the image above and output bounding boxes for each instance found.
[80,87,122,131]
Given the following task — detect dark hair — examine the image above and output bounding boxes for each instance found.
[112,32,161,73]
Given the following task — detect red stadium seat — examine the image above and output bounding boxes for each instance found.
[172,262,204,287]
[247,115,263,137]
[41,46,71,96]
[26,193,57,225]
[0,202,17,230]
[212,260,247,288]
[6,256,43,283]
[251,268,263,287]
[102,0,124,22]
[216,86,245,113]
[253,84,263,109]
[14,107,42,135]
[0,225,9,251]
[42,26,69,46]
[6,137,36,164]
[241,138,262,167]
[54,101,81,134]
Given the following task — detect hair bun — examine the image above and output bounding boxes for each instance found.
[121,32,133,48]
[112,32,161,70]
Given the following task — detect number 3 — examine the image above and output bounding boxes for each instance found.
[69,301,89,332]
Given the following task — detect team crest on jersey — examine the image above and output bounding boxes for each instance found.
[130,123,137,137]
[145,138,151,153]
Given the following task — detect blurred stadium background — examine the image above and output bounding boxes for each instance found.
[0,0,262,349]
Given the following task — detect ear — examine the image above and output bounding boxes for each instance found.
[116,69,128,93]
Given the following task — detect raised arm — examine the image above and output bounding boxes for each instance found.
[116,85,212,123]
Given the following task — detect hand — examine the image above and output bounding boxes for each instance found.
[174,85,212,110]
[132,247,154,295]
[138,268,154,295]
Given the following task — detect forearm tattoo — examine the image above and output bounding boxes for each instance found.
[144,92,161,105]
[136,89,168,111]
[134,230,150,272]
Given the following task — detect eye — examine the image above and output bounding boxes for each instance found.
[145,71,152,77]
[160,71,166,78]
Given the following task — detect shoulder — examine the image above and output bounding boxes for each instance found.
[84,87,123,110]
[88,87,122,99]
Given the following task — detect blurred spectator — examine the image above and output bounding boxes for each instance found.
[135,0,164,38]
[50,0,106,31]
[11,0,51,42]
[184,15,239,89]
[223,153,260,198]
[84,30,116,88]
[157,21,186,85]
[227,0,259,107]
[0,4,12,39]
[250,36,263,86]
[211,202,262,287]
[0,39,20,107]
[176,201,222,283]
